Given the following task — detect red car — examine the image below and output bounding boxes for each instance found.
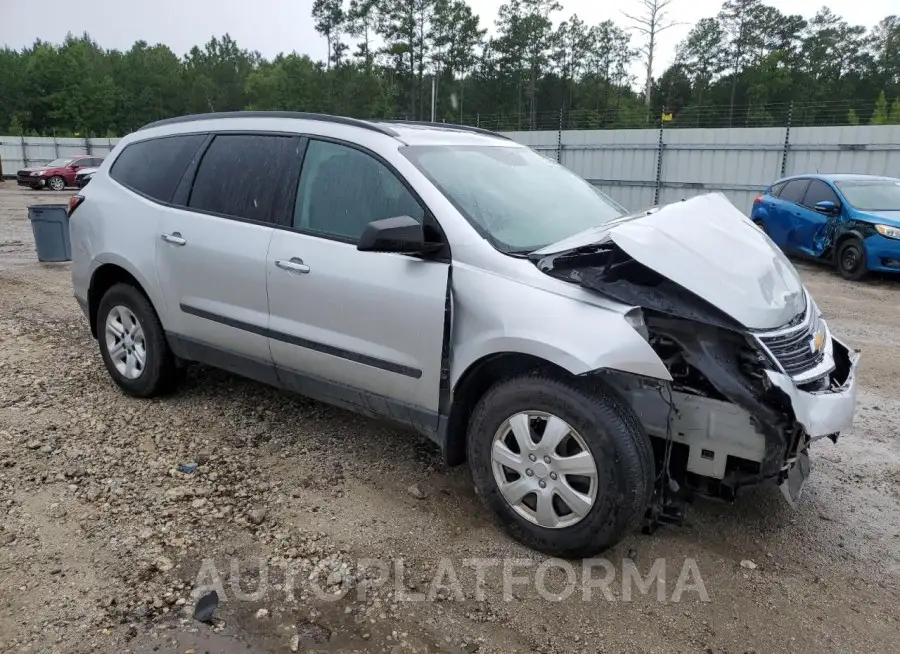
[16,155,105,191]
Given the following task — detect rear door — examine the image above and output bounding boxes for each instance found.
[266,137,450,427]
[791,179,842,256]
[767,178,810,250]
[156,132,304,384]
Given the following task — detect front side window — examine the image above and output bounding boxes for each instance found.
[835,180,900,211]
[401,144,624,252]
[110,133,206,203]
[801,180,840,209]
[189,134,304,225]
[294,139,424,241]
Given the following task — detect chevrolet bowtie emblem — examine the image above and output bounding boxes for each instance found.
[811,332,825,353]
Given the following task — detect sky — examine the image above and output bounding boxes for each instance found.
[0,0,894,82]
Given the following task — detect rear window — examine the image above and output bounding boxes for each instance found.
[187,134,304,225]
[110,134,206,203]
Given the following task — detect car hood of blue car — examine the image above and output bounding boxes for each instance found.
[857,210,900,227]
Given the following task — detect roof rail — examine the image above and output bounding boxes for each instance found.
[379,120,511,141]
[138,111,400,137]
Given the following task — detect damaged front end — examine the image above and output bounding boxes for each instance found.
[534,239,860,507]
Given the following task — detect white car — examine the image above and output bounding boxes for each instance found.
[69,112,860,557]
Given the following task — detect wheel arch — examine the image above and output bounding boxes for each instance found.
[88,261,161,338]
[441,352,574,467]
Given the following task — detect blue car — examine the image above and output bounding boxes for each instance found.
[751,174,900,280]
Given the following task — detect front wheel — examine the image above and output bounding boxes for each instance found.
[836,237,868,281]
[47,175,66,191]
[96,283,179,397]
[467,375,654,559]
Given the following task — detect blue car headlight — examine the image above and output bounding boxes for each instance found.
[875,224,900,240]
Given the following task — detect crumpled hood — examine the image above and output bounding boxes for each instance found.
[861,210,900,227]
[533,193,806,330]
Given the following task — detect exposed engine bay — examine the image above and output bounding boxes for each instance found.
[532,237,859,514]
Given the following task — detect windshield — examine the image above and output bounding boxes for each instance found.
[402,144,625,252]
[45,158,75,168]
[835,180,900,211]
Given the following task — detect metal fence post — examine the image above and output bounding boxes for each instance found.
[556,109,563,163]
[781,101,794,178]
[21,136,27,169]
[654,115,665,205]
[85,135,93,155]
[54,135,59,159]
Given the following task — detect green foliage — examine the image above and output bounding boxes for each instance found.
[870,91,888,125]
[0,1,898,136]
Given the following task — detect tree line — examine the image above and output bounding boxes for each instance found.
[0,0,898,136]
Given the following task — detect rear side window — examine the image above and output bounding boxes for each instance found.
[779,179,810,204]
[188,134,304,225]
[801,180,840,208]
[769,181,786,197]
[90,157,105,167]
[110,134,206,203]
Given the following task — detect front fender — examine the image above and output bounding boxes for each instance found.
[449,267,672,389]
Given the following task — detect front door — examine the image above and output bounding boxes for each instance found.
[266,138,450,429]
[792,179,842,257]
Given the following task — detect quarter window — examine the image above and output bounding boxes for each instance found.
[293,139,424,241]
[779,179,810,205]
[188,134,304,225]
[110,134,206,203]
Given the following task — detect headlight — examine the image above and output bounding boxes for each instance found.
[875,224,900,240]
[30,171,43,176]
[624,307,649,341]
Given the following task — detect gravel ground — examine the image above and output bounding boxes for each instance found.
[1,181,899,654]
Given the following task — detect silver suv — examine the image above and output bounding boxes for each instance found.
[70,112,860,557]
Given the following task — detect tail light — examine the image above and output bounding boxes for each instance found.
[753,195,764,205]
[67,195,85,216]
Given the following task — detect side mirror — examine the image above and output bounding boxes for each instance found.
[357,216,442,254]
[814,200,840,215]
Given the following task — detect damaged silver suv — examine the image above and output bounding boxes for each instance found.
[70,112,860,558]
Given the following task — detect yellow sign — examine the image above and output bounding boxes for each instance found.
[662,112,674,122]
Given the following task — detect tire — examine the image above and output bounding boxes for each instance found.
[47,175,66,191]
[467,375,655,559]
[96,283,179,397]
[836,237,868,281]
[30,184,42,190]
[754,219,767,235]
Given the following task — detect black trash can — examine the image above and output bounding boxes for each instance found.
[27,204,71,262]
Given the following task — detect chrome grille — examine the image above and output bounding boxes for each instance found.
[754,296,830,380]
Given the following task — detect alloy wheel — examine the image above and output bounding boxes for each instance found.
[105,305,147,380]
[490,411,598,529]
[48,176,65,191]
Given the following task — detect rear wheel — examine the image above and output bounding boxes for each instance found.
[96,283,179,397]
[467,375,654,559]
[836,237,868,281]
[47,175,66,191]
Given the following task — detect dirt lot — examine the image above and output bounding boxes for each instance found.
[1,181,899,654]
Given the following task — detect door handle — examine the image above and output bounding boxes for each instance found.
[275,258,310,274]
[161,232,187,246]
